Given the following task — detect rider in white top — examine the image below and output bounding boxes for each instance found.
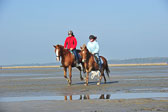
[87,35,102,70]
[87,38,99,54]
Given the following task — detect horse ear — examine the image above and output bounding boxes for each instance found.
[82,44,86,49]
[80,46,83,50]
[53,45,56,48]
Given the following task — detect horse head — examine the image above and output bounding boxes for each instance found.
[80,44,88,62]
[53,44,62,61]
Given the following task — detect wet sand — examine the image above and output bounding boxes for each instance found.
[0,66,168,112]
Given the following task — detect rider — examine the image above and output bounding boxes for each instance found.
[64,30,79,66]
[87,35,102,70]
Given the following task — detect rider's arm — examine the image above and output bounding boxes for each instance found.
[72,37,77,50]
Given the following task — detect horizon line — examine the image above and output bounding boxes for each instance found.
[1,63,168,69]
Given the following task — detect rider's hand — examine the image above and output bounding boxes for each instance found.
[70,48,73,50]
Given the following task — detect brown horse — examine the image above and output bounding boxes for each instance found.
[80,44,110,86]
[53,44,84,86]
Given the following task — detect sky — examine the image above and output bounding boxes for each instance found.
[0,0,168,65]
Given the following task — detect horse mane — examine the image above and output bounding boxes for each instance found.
[87,51,93,64]
[58,45,71,56]
[57,45,64,49]
[81,44,93,62]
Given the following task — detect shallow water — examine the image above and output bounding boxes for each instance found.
[1,66,168,103]
[0,93,168,102]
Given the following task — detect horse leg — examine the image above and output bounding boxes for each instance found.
[63,67,69,85]
[64,96,67,100]
[102,68,106,83]
[69,95,72,100]
[82,63,86,73]
[84,72,89,86]
[68,66,72,86]
[76,66,83,81]
[82,63,86,80]
[97,70,104,86]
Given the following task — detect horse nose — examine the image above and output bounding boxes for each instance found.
[56,57,60,61]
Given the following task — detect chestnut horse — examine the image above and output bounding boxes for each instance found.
[53,44,84,86]
[80,44,110,86]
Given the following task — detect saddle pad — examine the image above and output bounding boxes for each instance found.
[94,56,103,64]
[69,50,81,59]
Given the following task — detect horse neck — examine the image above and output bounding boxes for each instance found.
[86,51,94,62]
[59,46,70,58]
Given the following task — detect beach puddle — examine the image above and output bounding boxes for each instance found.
[0,93,168,102]
[0,73,45,77]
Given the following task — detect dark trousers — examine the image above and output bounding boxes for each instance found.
[94,53,102,69]
[72,49,79,63]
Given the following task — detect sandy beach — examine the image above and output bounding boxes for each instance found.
[0,65,168,112]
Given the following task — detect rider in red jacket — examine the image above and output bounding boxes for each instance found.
[64,34,77,50]
[64,30,79,66]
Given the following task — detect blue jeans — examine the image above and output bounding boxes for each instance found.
[72,49,79,63]
[94,53,102,69]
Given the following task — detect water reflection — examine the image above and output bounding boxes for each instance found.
[79,95,90,100]
[99,94,111,99]
[64,95,72,100]
[1,93,168,102]
[64,94,111,101]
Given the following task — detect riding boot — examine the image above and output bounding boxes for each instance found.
[94,53,102,71]
[99,63,102,72]
[72,49,80,67]
[98,58,102,72]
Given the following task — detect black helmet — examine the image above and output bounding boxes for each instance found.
[89,35,97,40]
[68,30,73,35]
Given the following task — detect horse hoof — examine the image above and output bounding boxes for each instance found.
[84,83,88,86]
[66,79,69,82]
[97,82,100,86]
[80,77,84,81]
[67,80,71,86]
[68,83,71,86]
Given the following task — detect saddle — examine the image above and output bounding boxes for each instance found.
[93,55,103,65]
[69,50,74,56]
[69,50,81,61]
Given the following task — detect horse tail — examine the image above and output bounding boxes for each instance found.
[101,56,110,78]
[105,60,110,78]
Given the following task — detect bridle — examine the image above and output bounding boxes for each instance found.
[56,55,60,57]
[55,48,60,61]
[81,49,87,62]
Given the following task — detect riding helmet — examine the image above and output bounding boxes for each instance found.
[89,35,97,40]
[68,30,73,35]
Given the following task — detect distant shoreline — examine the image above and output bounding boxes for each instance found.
[108,63,168,66]
[1,63,168,69]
